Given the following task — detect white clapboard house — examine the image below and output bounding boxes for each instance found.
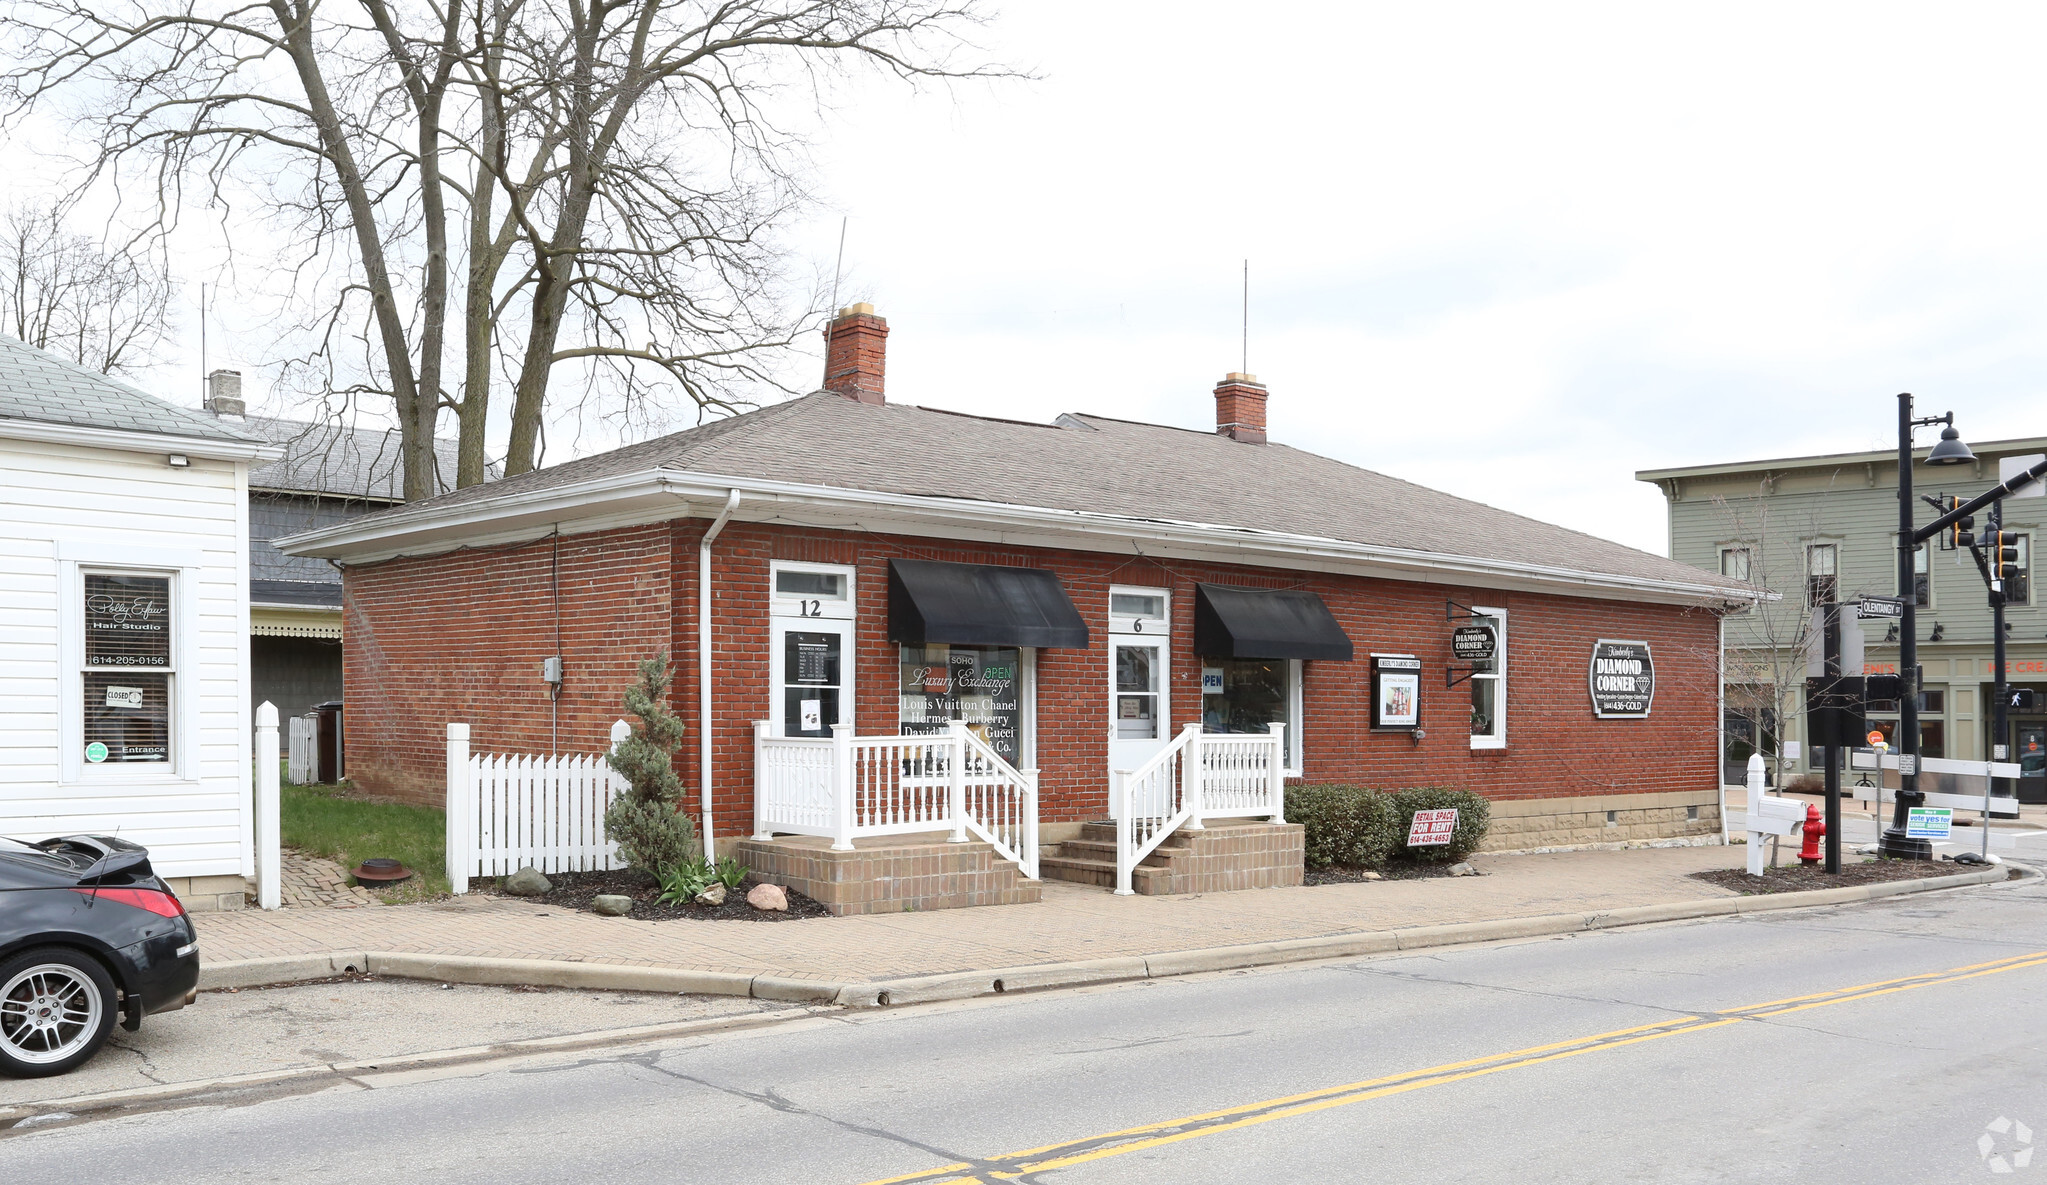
[0,335,281,911]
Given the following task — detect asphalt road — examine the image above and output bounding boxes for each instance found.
[5,873,2046,1184]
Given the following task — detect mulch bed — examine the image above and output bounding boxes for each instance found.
[1304,862,1472,886]
[1690,858,2001,895]
[480,869,832,921]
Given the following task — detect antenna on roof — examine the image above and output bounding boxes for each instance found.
[829,216,848,315]
[1241,260,1249,374]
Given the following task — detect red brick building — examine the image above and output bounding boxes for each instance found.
[284,304,1749,905]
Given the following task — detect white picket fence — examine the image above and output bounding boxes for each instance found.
[1112,723,1286,895]
[445,720,631,894]
[753,720,1039,878]
[286,714,316,785]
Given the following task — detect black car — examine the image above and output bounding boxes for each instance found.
[0,835,200,1077]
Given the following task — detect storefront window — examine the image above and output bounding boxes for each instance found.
[82,572,173,765]
[899,645,1025,766]
[1468,610,1505,749]
[1200,658,1300,770]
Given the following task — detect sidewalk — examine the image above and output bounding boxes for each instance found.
[197,844,1768,987]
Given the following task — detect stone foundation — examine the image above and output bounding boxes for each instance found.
[164,874,250,913]
[1478,789,1722,853]
[731,832,1042,916]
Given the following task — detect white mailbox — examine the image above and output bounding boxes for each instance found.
[1744,755,1807,876]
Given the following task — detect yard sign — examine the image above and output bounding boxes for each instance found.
[1408,808,1459,847]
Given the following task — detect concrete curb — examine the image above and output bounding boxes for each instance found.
[192,865,2017,1008]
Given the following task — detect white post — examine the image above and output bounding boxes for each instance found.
[1181,723,1205,831]
[947,721,969,843]
[1113,773,1136,895]
[752,720,774,840]
[446,722,472,894]
[1266,722,1288,823]
[254,702,281,910]
[831,722,855,851]
[1021,769,1041,879]
[1745,753,1766,878]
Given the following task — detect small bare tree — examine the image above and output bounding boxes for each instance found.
[0,206,172,376]
[5,0,1005,496]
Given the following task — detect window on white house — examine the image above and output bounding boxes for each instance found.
[1806,544,1838,607]
[81,572,174,765]
[1468,610,1505,749]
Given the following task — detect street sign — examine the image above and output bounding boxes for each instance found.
[1905,806,1953,840]
[1407,808,1459,847]
[1897,753,1918,776]
[1857,596,1906,620]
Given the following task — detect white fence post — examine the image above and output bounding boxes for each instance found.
[446,722,472,894]
[832,722,856,851]
[254,702,281,910]
[752,720,773,840]
[1113,773,1135,895]
[1266,722,1288,822]
[1022,769,1041,879]
[1181,723,1205,831]
[1745,753,1766,878]
[947,721,970,843]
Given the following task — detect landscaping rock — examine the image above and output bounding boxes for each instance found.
[591,894,633,917]
[503,866,553,896]
[1448,862,1475,877]
[694,883,728,907]
[746,883,789,912]
[1360,870,1383,881]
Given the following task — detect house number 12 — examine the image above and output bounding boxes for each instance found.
[799,599,823,617]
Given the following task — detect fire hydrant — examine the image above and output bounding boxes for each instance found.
[1798,802,1826,867]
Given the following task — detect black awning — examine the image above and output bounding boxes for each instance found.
[887,559,1090,649]
[1193,583,1354,661]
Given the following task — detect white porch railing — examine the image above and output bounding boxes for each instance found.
[444,720,631,895]
[1112,723,1286,895]
[753,720,1039,879]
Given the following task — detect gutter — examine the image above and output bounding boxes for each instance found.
[278,469,1762,608]
[699,490,741,860]
[0,417,285,463]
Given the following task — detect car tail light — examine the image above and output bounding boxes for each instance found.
[72,887,187,918]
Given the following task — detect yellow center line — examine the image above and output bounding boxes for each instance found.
[853,949,2047,1185]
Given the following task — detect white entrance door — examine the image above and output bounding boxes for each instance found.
[771,617,852,739]
[1107,587,1171,783]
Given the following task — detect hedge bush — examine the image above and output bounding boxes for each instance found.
[1285,784,1492,868]
[1388,787,1491,863]
[1283,784,1401,869]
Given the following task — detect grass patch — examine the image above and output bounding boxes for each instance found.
[282,773,449,903]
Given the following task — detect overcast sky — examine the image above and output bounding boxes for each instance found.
[48,2,2047,557]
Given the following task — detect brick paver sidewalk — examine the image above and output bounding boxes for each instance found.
[196,844,1755,985]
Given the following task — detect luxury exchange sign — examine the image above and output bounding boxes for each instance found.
[1589,640,1655,719]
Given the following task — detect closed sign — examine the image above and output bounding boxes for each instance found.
[1589,640,1655,719]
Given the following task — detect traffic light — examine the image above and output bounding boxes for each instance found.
[1946,497,1974,550]
[2008,688,2040,712]
[1993,529,2022,583]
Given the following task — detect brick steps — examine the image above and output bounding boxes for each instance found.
[1038,818,1303,896]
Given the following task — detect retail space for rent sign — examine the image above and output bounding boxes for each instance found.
[1408,808,1459,847]
[1589,639,1655,719]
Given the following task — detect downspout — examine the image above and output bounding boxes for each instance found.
[699,490,742,860]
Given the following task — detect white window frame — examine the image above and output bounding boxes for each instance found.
[768,562,856,739]
[1108,585,1170,638]
[769,559,855,621]
[1718,545,1753,614]
[57,544,203,785]
[1892,535,1934,609]
[1469,606,1506,750]
[1805,541,1840,608]
[1198,655,1304,776]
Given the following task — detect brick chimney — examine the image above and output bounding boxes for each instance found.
[823,302,888,404]
[205,369,246,418]
[1214,372,1267,443]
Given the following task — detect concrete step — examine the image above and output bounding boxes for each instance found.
[1056,836,1190,863]
[1037,852,1172,890]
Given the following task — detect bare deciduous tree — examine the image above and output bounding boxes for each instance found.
[0,206,172,376]
[4,1,1001,496]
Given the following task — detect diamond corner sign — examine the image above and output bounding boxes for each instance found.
[1407,808,1459,847]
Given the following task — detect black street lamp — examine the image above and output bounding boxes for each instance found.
[1887,394,1975,860]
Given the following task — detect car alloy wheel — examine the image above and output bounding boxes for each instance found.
[0,956,108,1073]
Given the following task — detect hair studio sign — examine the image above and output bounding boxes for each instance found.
[1588,640,1655,719]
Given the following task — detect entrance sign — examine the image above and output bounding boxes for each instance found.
[1450,625,1496,662]
[1905,806,1953,840]
[1589,640,1655,718]
[1407,808,1458,846]
[1371,655,1422,730]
